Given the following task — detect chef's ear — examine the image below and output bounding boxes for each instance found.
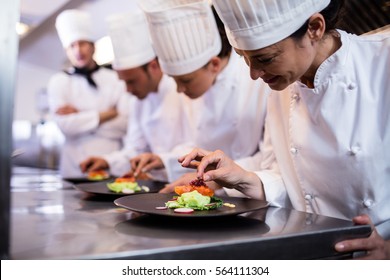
[147,59,159,70]
[307,13,326,41]
[207,57,222,73]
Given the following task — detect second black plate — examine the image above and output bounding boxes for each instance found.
[74,180,166,196]
[63,176,113,184]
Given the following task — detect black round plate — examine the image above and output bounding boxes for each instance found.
[63,176,113,184]
[114,193,269,218]
[74,180,166,196]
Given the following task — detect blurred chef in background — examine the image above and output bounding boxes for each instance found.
[47,9,132,178]
[79,10,191,181]
[136,0,270,191]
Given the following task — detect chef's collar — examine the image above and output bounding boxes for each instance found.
[65,63,100,88]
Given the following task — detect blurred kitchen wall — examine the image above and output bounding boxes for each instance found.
[13,0,139,169]
[16,0,139,123]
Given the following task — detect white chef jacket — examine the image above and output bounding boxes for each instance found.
[160,51,270,182]
[47,67,133,178]
[103,75,191,180]
[254,30,390,238]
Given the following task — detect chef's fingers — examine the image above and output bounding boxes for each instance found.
[196,149,225,179]
[121,170,134,178]
[130,157,143,176]
[56,105,78,115]
[334,215,389,259]
[88,159,109,172]
[131,154,155,176]
[129,157,140,171]
[179,148,212,166]
[179,160,200,170]
[79,158,92,172]
[160,173,200,194]
[80,157,105,172]
[139,156,164,173]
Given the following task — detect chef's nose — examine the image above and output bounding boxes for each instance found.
[128,86,134,93]
[249,65,266,81]
[125,84,134,93]
[176,83,186,94]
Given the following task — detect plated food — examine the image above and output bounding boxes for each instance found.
[114,193,270,218]
[64,170,113,184]
[158,179,227,214]
[119,171,151,181]
[74,180,165,196]
[133,171,150,180]
[107,175,150,194]
[87,170,110,181]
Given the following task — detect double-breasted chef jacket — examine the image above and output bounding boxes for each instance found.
[47,66,133,178]
[255,30,390,239]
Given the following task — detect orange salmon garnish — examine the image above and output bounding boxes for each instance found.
[174,183,214,197]
[174,185,194,196]
[88,170,109,180]
[114,177,136,183]
[193,185,214,197]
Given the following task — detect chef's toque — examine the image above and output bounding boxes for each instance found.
[106,11,156,70]
[55,9,96,48]
[211,0,330,50]
[139,0,221,76]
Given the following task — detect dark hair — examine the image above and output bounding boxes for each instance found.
[140,58,159,73]
[290,0,346,39]
[212,5,232,58]
[140,62,149,72]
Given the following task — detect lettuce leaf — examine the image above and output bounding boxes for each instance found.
[166,190,223,210]
[107,182,141,193]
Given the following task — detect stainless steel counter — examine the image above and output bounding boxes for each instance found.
[10,167,371,260]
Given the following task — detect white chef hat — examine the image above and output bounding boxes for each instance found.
[55,9,96,48]
[212,0,331,50]
[139,0,221,76]
[105,11,156,70]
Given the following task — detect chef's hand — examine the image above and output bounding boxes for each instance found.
[159,172,222,193]
[99,107,118,124]
[56,105,78,115]
[130,153,164,177]
[120,169,151,180]
[80,156,109,173]
[179,148,263,197]
[335,215,390,259]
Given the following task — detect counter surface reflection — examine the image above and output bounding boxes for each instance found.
[10,167,370,260]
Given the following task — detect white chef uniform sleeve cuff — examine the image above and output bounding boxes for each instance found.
[103,151,131,177]
[255,170,289,208]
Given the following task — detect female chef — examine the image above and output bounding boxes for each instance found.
[179,0,390,259]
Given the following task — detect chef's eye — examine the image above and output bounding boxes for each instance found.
[180,79,192,84]
[241,56,249,66]
[257,56,275,64]
[234,50,243,56]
